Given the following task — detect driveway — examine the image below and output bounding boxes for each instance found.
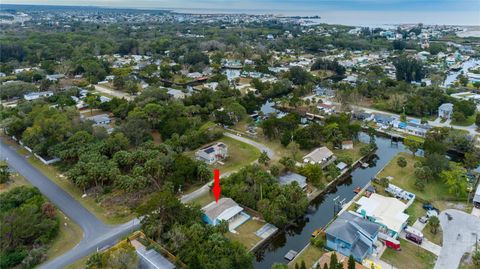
[0,139,140,268]
[434,209,480,269]
[181,132,275,203]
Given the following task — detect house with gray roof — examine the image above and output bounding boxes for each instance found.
[86,114,111,126]
[438,103,453,119]
[201,197,250,231]
[303,147,336,168]
[325,211,381,262]
[278,172,307,190]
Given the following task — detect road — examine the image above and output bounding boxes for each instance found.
[434,209,480,269]
[180,132,275,203]
[352,105,479,136]
[0,139,140,269]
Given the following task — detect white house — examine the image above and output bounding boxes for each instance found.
[341,141,354,150]
[86,114,111,126]
[438,103,454,119]
[303,147,336,167]
[195,142,228,164]
[23,91,54,101]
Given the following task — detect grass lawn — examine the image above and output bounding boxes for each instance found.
[289,245,325,269]
[405,200,424,226]
[451,113,476,127]
[382,239,437,269]
[66,256,89,269]
[225,219,265,249]
[189,192,216,207]
[333,141,367,163]
[376,152,459,203]
[46,211,84,260]
[423,225,443,246]
[11,141,134,225]
[0,172,29,193]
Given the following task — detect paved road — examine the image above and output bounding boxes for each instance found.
[434,209,480,269]
[0,139,140,268]
[94,84,134,101]
[181,132,275,203]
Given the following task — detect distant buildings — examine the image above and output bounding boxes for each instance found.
[167,88,186,99]
[195,142,228,164]
[325,211,380,262]
[438,103,454,119]
[85,114,111,126]
[303,147,336,167]
[202,197,250,231]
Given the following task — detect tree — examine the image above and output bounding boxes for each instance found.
[452,111,466,123]
[103,241,138,269]
[0,161,10,184]
[259,151,271,166]
[428,216,440,234]
[397,156,407,168]
[404,136,422,158]
[85,95,100,115]
[476,113,480,128]
[441,165,467,198]
[348,255,355,269]
[300,260,307,269]
[299,164,323,188]
[329,253,339,269]
[287,141,300,160]
[473,250,480,266]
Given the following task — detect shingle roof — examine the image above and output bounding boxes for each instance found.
[326,212,380,245]
[303,147,334,163]
[278,172,307,189]
[202,198,242,222]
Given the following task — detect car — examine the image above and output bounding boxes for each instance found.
[419,216,429,224]
[427,210,439,218]
[422,203,434,211]
[406,233,423,244]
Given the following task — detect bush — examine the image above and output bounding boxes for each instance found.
[397,156,407,168]
[310,234,326,248]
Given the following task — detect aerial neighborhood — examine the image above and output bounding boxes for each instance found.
[0,3,480,269]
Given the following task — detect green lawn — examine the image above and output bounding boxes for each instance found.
[289,245,325,269]
[376,152,459,202]
[423,225,443,246]
[189,192,216,207]
[333,141,367,163]
[451,113,477,127]
[213,136,261,174]
[382,239,437,269]
[405,200,425,226]
[225,219,265,250]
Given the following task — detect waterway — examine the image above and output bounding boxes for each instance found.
[254,133,407,269]
[443,58,480,87]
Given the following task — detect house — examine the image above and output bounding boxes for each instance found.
[278,172,307,190]
[356,193,409,239]
[336,162,348,172]
[315,252,368,269]
[86,114,111,126]
[438,103,454,119]
[303,147,336,167]
[342,141,354,150]
[23,91,53,101]
[202,198,250,231]
[131,240,175,269]
[373,114,396,126]
[195,142,228,164]
[405,122,431,137]
[0,72,6,77]
[325,211,381,262]
[167,89,186,99]
[46,74,65,81]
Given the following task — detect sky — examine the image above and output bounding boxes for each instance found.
[2,0,480,25]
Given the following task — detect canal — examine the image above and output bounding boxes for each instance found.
[254,133,407,269]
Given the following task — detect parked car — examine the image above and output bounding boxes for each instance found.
[406,233,423,244]
[419,216,429,224]
[423,203,439,213]
[427,210,439,218]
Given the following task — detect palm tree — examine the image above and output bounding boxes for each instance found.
[429,216,440,234]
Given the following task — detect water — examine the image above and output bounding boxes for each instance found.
[254,133,407,269]
[443,58,480,87]
[260,100,287,118]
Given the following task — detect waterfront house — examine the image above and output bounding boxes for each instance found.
[438,103,454,119]
[195,142,228,165]
[373,114,396,126]
[325,211,381,262]
[278,172,307,190]
[405,121,432,137]
[202,198,250,231]
[341,141,354,150]
[303,147,336,167]
[356,193,409,239]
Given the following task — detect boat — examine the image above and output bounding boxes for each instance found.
[354,187,362,194]
[284,250,298,261]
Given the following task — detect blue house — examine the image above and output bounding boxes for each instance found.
[201,198,250,231]
[325,212,381,262]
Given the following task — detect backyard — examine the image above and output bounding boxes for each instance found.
[225,219,265,250]
[289,244,325,269]
[382,239,437,269]
[376,152,462,203]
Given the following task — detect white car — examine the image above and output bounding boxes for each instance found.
[426,210,438,218]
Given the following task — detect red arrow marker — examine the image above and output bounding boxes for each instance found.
[212,169,221,203]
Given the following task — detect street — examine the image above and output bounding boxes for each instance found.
[0,139,140,269]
